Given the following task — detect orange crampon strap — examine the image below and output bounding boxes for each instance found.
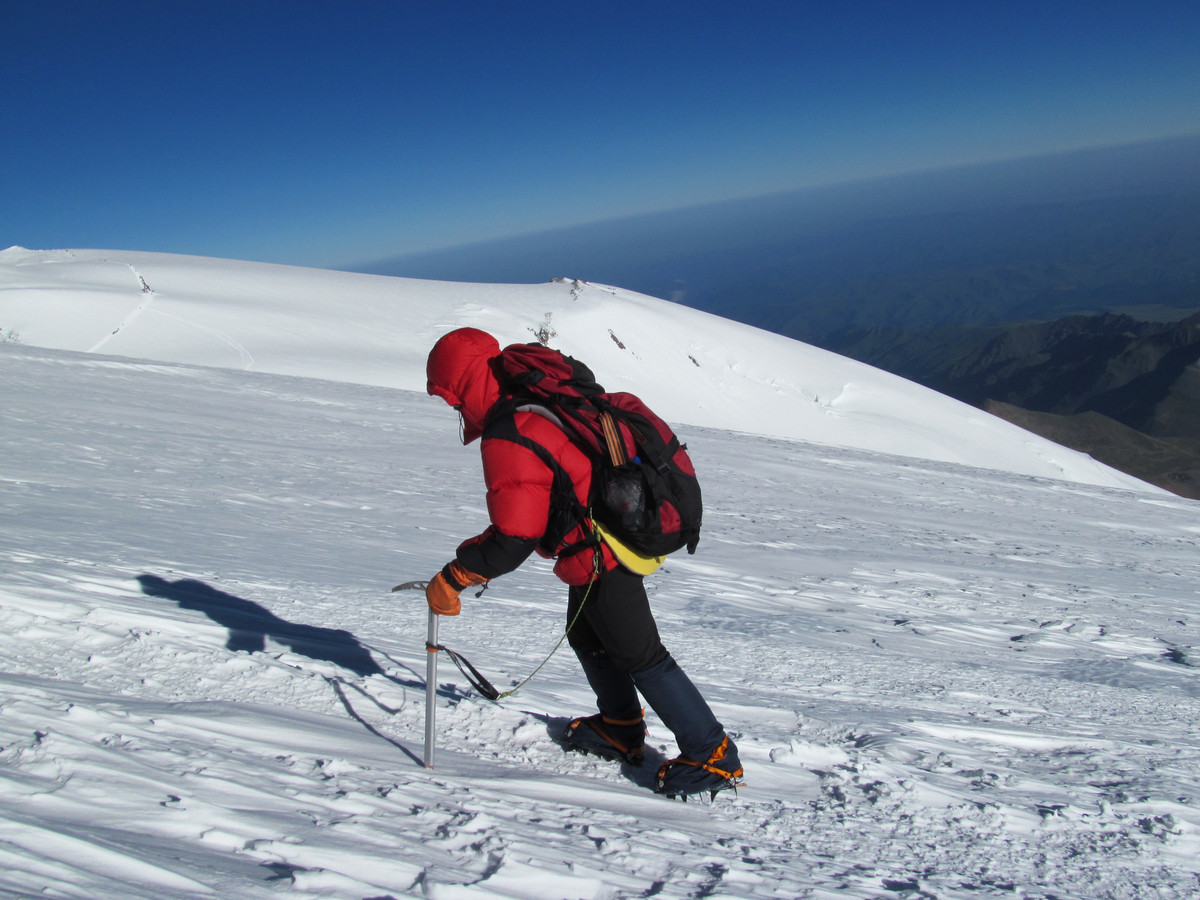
[568,712,646,760]
[657,735,744,781]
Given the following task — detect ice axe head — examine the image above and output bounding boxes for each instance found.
[391,580,430,592]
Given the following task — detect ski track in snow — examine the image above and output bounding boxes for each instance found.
[133,304,257,371]
[86,263,156,354]
[2,345,1199,899]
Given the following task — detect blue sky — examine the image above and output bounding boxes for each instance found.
[3,1,1198,269]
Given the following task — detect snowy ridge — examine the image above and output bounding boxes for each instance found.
[0,245,1153,492]
[1,342,1198,898]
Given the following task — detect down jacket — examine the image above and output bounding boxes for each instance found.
[426,328,619,586]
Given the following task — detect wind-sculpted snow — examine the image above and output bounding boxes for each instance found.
[0,245,1153,492]
[1,344,1197,898]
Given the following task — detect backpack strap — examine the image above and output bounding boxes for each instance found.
[598,410,628,466]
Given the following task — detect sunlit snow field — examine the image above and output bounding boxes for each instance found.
[1,250,1198,898]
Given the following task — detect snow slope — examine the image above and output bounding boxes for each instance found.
[3,246,1197,898]
[0,246,1151,492]
[1,342,1198,899]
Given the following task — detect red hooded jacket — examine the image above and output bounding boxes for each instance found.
[426,328,619,586]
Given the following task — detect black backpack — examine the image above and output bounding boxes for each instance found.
[487,343,702,558]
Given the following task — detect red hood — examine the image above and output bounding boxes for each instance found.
[426,328,502,444]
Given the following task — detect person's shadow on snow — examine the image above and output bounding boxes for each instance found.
[137,574,384,677]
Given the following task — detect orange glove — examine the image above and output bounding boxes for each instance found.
[425,561,488,616]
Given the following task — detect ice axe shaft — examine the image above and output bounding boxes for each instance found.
[424,607,439,769]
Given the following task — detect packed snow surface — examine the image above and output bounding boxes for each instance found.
[2,248,1198,898]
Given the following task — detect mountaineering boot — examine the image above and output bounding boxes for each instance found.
[630,656,743,798]
[654,734,743,800]
[562,712,647,764]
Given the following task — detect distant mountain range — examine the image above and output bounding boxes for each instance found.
[828,313,1200,498]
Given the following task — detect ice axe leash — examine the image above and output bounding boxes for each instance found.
[391,557,599,766]
[390,581,505,709]
[390,578,595,704]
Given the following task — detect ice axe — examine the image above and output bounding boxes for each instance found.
[391,580,438,768]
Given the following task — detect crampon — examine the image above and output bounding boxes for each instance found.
[562,713,646,766]
[655,735,744,801]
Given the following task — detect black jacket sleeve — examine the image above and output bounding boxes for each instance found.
[456,525,540,580]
